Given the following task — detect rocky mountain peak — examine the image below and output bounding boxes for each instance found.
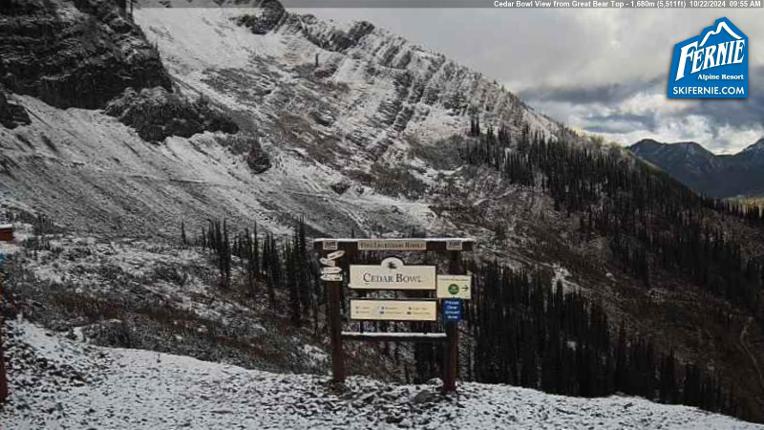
[630,139,715,162]
[742,137,764,153]
[629,138,764,198]
[674,141,711,154]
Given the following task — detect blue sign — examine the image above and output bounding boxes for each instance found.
[442,299,462,322]
[668,17,748,99]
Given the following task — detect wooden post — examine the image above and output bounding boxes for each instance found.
[443,322,458,393]
[442,250,462,394]
[327,279,345,384]
[0,273,8,404]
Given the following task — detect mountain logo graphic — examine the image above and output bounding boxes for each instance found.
[667,17,748,99]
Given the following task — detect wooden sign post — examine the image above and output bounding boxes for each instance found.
[314,238,474,394]
[326,276,345,383]
[444,250,463,393]
[0,272,7,404]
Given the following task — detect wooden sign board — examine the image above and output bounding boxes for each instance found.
[446,240,463,251]
[349,257,435,290]
[321,240,338,251]
[319,257,336,267]
[437,275,472,300]
[357,239,426,251]
[350,299,437,321]
[314,238,475,253]
[321,273,343,282]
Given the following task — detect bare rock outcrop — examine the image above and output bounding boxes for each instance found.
[0,0,172,109]
[0,86,30,129]
[104,87,239,142]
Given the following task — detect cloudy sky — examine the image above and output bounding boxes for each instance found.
[301,7,763,154]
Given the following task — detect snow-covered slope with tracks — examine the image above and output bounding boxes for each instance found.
[2,2,564,240]
[2,320,760,430]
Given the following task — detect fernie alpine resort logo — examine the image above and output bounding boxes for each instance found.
[668,17,748,99]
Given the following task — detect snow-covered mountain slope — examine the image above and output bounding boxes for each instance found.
[1,1,565,241]
[135,5,558,157]
[2,319,760,430]
[3,231,401,379]
[0,95,440,237]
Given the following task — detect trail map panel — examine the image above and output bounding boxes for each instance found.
[350,299,437,321]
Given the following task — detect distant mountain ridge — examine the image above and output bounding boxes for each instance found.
[628,138,764,198]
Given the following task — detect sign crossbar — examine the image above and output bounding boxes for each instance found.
[341,332,448,342]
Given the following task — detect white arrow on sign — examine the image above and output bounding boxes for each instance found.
[319,257,336,267]
[321,273,343,282]
[327,250,345,260]
[321,266,342,274]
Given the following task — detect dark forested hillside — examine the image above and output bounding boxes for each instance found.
[462,125,764,317]
[468,265,737,415]
[454,123,764,421]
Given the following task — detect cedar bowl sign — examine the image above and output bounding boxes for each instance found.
[349,257,436,290]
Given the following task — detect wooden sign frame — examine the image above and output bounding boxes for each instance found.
[314,237,474,393]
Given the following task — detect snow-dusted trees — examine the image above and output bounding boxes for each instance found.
[242,224,260,297]
[468,115,481,137]
[206,220,232,289]
[458,263,738,416]
[192,218,317,327]
[0,273,7,404]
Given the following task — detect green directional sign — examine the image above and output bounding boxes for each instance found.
[437,275,471,299]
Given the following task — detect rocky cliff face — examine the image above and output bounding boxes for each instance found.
[138,4,561,174]
[0,86,30,129]
[0,0,172,109]
[104,87,239,142]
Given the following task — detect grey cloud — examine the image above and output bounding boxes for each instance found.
[687,68,764,129]
[519,78,664,105]
[584,112,659,134]
[520,66,764,151]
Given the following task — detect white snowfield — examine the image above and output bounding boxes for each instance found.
[2,320,760,430]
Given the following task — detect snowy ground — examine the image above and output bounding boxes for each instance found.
[1,320,760,429]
